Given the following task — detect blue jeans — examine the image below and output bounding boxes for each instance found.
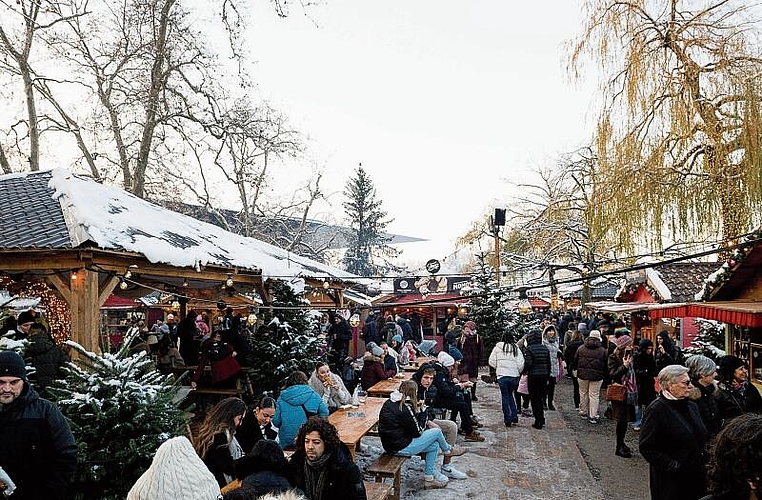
[631,404,642,427]
[396,428,451,475]
[497,376,520,424]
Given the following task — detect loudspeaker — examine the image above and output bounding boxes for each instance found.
[494,208,506,226]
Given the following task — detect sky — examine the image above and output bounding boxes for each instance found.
[244,1,599,269]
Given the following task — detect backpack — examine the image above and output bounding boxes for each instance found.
[207,341,230,361]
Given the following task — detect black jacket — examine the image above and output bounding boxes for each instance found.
[235,413,278,454]
[412,362,459,409]
[0,384,77,500]
[563,339,584,372]
[633,351,658,406]
[203,432,236,487]
[523,331,550,379]
[378,398,423,453]
[290,442,366,499]
[241,470,294,496]
[639,397,708,500]
[26,333,68,390]
[574,337,607,381]
[689,381,721,438]
[715,380,762,426]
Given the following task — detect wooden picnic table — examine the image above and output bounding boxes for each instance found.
[402,355,437,372]
[366,373,412,397]
[328,396,386,459]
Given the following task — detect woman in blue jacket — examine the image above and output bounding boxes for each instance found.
[272,371,329,449]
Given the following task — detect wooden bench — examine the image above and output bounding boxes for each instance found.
[364,480,392,500]
[366,453,408,500]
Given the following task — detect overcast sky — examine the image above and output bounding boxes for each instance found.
[245,1,598,269]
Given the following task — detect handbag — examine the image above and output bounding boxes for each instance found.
[605,382,627,402]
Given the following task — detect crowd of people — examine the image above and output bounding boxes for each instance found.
[3,306,762,500]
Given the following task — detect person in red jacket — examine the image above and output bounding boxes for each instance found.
[191,330,241,390]
[360,344,396,390]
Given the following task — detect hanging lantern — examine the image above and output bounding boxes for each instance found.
[247,313,258,326]
[349,314,361,328]
[119,279,128,290]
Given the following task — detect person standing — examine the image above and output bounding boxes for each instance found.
[608,335,637,458]
[715,355,762,427]
[457,320,484,402]
[631,338,658,430]
[563,330,585,410]
[575,330,608,423]
[289,417,366,499]
[0,350,77,499]
[329,315,353,365]
[523,328,551,430]
[686,354,722,440]
[542,325,562,410]
[639,365,708,500]
[177,310,200,366]
[25,323,68,396]
[488,330,525,427]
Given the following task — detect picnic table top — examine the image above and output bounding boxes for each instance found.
[328,396,386,450]
[402,356,437,371]
[366,373,412,396]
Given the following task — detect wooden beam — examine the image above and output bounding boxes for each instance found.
[69,268,100,354]
[46,272,72,303]
[98,276,119,307]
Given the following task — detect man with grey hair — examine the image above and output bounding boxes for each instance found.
[640,364,708,500]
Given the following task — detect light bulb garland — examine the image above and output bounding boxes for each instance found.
[0,274,71,344]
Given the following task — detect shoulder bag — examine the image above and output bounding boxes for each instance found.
[605,382,627,402]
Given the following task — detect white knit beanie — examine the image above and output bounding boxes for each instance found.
[127,436,221,500]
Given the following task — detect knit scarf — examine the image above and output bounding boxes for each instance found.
[303,451,332,500]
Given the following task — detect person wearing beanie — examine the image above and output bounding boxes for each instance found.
[15,310,37,338]
[360,344,396,392]
[0,350,77,499]
[411,351,484,441]
[457,320,484,402]
[574,330,608,423]
[715,355,762,425]
[128,436,221,500]
[608,333,637,457]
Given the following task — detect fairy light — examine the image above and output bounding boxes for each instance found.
[119,279,128,290]
[0,275,71,343]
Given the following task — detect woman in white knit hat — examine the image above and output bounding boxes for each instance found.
[127,436,221,500]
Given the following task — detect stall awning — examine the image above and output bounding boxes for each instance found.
[342,289,373,307]
[684,302,762,328]
[102,294,141,310]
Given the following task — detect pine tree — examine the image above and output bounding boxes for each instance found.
[464,252,509,356]
[684,318,726,360]
[248,280,325,394]
[48,340,186,500]
[342,164,400,276]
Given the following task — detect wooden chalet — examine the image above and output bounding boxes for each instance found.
[0,169,358,353]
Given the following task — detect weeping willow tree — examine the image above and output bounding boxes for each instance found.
[569,0,762,249]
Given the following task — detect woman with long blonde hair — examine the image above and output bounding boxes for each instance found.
[378,380,453,488]
[193,397,247,487]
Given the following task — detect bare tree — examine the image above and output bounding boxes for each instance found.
[570,0,762,249]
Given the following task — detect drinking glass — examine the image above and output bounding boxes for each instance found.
[358,389,367,404]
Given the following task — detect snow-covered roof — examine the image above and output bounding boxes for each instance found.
[0,169,359,282]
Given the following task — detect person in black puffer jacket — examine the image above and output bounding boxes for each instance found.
[232,439,298,497]
[574,330,608,422]
[26,323,68,396]
[289,417,366,499]
[523,328,551,429]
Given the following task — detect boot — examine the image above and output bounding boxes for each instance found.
[470,384,477,401]
[615,445,632,458]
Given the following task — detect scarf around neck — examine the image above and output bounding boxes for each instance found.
[304,451,332,500]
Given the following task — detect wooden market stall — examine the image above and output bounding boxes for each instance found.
[0,169,359,353]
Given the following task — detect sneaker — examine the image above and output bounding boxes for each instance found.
[588,416,600,424]
[441,464,467,480]
[579,413,589,419]
[444,445,466,457]
[424,472,449,488]
[521,408,533,417]
[632,426,641,431]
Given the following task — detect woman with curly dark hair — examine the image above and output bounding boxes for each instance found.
[701,412,762,500]
[193,397,248,487]
[289,417,366,499]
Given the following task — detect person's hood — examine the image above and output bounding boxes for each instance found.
[526,329,543,345]
[279,384,318,405]
[363,353,383,364]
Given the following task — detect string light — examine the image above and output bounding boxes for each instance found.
[0,275,70,343]
[182,279,189,287]
[225,274,234,287]
[119,279,128,290]
[70,271,78,281]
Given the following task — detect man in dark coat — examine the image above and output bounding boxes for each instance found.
[25,323,68,395]
[523,328,551,429]
[329,315,353,363]
[289,417,366,499]
[0,350,77,500]
[640,365,708,500]
[176,310,200,366]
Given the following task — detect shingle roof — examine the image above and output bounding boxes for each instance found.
[561,283,619,300]
[655,262,723,302]
[0,170,71,249]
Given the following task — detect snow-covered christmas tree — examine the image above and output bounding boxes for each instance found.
[683,318,726,360]
[248,280,325,394]
[463,252,510,356]
[48,339,186,500]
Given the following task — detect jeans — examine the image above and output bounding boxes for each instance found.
[497,376,520,424]
[396,428,451,475]
[631,404,642,427]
